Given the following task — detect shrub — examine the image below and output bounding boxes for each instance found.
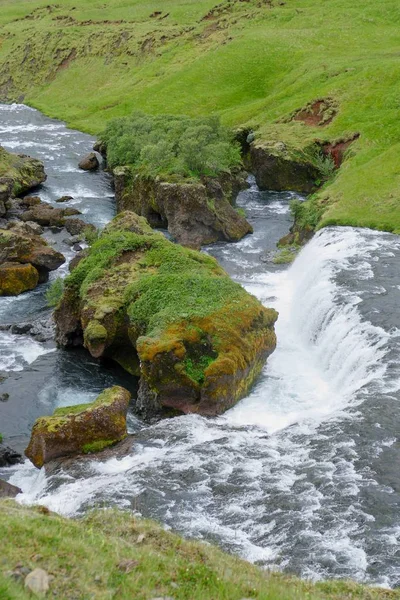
[99,112,242,179]
[46,278,64,307]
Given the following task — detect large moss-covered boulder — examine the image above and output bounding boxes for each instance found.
[0,228,65,284]
[0,262,39,296]
[55,212,277,417]
[0,145,46,197]
[25,386,131,468]
[114,167,252,250]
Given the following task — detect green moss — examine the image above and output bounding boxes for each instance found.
[46,278,64,307]
[82,439,117,454]
[273,246,300,264]
[53,403,93,417]
[183,356,215,384]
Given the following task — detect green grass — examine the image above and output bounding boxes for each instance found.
[0,500,399,600]
[0,0,400,231]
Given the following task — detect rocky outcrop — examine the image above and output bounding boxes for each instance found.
[25,386,131,468]
[55,212,277,417]
[114,167,252,249]
[78,152,99,171]
[0,145,46,197]
[0,228,65,287]
[250,142,320,193]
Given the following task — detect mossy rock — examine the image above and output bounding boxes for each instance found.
[25,386,131,468]
[0,262,39,296]
[55,212,277,417]
[0,145,46,196]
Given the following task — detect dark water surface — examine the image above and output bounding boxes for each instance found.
[0,105,399,588]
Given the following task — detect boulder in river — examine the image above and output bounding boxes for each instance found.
[0,443,23,467]
[25,386,131,468]
[20,202,81,227]
[0,145,46,197]
[114,166,252,250]
[78,152,99,171]
[250,142,320,193]
[55,212,277,417]
[0,228,65,286]
[0,262,39,296]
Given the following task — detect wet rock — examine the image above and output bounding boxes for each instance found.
[0,177,13,217]
[0,393,9,402]
[93,140,107,157]
[21,202,81,227]
[78,152,99,171]
[64,218,94,236]
[250,142,320,193]
[0,444,23,467]
[56,195,73,203]
[55,213,277,417]
[0,228,65,290]
[0,262,39,295]
[0,479,22,498]
[25,386,131,468]
[72,243,83,252]
[20,195,42,208]
[24,568,50,596]
[114,167,252,249]
[63,234,83,246]
[10,317,55,342]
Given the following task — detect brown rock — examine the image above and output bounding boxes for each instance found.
[0,229,65,278]
[55,195,73,203]
[78,152,99,171]
[114,167,252,250]
[0,478,22,498]
[65,218,94,236]
[25,386,131,468]
[21,203,81,227]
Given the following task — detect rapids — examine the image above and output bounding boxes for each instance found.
[0,105,399,587]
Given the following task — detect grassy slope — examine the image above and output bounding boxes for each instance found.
[0,0,400,231]
[0,501,399,600]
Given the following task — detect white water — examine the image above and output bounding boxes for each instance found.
[8,225,400,585]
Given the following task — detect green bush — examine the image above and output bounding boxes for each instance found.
[46,278,64,308]
[99,112,242,179]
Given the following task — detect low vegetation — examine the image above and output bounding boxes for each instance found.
[100,112,241,179]
[0,501,399,600]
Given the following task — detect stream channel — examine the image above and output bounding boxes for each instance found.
[0,104,399,588]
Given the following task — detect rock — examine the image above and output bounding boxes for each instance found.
[21,202,81,227]
[8,220,44,236]
[78,152,99,171]
[25,386,131,468]
[0,228,65,286]
[63,234,83,246]
[114,167,252,249]
[64,218,94,236]
[0,146,47,196]
[24,568,50,596]
[72,243,83,252]
[0,262,39,296]
[20,195,42,207]
[93,140,107,157]
[0,393,9,402]
[56,195,73,203]
[0,444,23,467]
[0,177,13,217]
[55,213,277,417]
[10,317,55,342]
[250,143,320,193]
[0,479,22,498]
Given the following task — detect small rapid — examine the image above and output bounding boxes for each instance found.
[1,107,400,588]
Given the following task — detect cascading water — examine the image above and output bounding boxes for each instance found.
[1,106,400,588]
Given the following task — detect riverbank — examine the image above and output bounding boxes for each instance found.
[1,1,400,234]
[1,500,399,600]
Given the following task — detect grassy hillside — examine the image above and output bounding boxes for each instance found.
[0,1,399,228]
[0,500,399,600]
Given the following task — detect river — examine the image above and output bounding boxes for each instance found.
[0,104,399,588]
